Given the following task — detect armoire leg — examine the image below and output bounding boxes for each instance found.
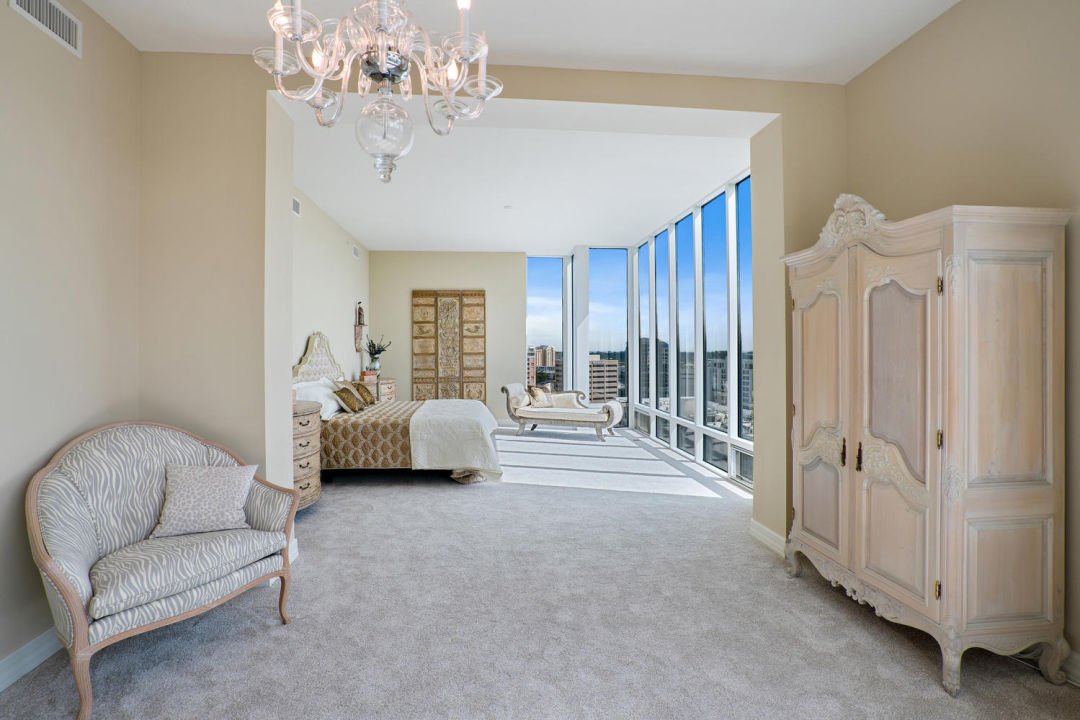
[70,650,92,720]
[941,646,962,696]
[1038,637,1070,685]
[783,547,805,578]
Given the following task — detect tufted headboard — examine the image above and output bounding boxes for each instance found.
[292,332,346,383]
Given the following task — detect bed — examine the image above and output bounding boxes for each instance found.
[292,332,502,482]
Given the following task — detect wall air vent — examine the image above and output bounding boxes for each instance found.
[291,197,302,217]
[10,0,82,57]
[352,246,360,259]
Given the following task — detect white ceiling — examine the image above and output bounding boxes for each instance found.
[281,97,773,253]
[83,0,959,84]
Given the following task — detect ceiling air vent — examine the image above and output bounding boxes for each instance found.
[11,0,81,57]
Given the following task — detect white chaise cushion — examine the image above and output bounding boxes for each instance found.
[515,406,610,423]
[87,529,286,619]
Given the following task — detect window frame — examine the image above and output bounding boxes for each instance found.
[628,167,753,490]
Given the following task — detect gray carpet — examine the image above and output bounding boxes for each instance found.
[2,429,1076,719]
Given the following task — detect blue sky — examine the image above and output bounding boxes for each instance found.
[526,177,752,356]
[526,257,563,349]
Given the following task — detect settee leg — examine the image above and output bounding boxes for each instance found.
[70,650,92,720]
[516,422,526,436]
[595,428,605,442]
[279,573,292,625]
[530,424,538,431]
[607,428,616,436]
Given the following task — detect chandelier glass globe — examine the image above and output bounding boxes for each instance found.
[355,91,414,183]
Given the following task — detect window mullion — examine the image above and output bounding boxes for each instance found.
[726,185,740,460]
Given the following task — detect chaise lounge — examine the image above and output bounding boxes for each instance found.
[501,383,623,441]
[26,422,299,720]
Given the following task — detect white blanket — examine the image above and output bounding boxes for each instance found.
[409,399,502,481]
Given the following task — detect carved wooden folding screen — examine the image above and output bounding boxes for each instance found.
[412,290,486,401]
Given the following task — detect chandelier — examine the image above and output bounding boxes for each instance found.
[254,0,502,183]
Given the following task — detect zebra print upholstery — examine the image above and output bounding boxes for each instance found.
[87,529,286,619]
[30,423,296,649]
[27,422,298,720]
[87,555,284,646]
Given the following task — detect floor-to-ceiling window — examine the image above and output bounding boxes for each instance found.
[701,191,729,472]
[734,176,753,484]
[636,242,651,433]
[628,170,753,489]
[654,230,670,427]
[526,256,565,391]
[588,248,628,425]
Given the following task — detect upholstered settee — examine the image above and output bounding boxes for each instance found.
[26,423,299,720]
[501,383,623,441]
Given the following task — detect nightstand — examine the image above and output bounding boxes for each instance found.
[360,376,396,403]
[292,400,322,509]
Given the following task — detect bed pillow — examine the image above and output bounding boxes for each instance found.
[150,463,256,538]
[333,383,369,413]
[294,378,346,420]
[352,382,377,405]
[528,386,553,408]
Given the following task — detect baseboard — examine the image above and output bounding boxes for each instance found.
[749,519,786,557]
[1063,650,1080,687]
[0,628,61,694]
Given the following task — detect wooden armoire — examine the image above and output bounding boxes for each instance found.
[783,195,1070,695]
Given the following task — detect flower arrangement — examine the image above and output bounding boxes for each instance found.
[364,335,392,357]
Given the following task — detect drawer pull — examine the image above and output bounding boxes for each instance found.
[298,482,311,491]
[298,440,311,448]
[298,419,311,427]
[298,461,311,470]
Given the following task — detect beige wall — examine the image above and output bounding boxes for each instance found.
[292,190,370,379]
[138,54,273,476]
[845,0,1080,654]
[0,2,140,658]
[264,97,296,490]
[368,252,527,418]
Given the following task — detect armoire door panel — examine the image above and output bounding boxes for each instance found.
[864,480,927,598]
[967,255,1049,486]
[868,280,927,483]
[800,293,841,446]
[790,252,850,564]
[801,459,841,549]
[854,246,940,619]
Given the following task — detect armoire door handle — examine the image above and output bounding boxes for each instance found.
[855,442,863,472]
[840,438,846,467]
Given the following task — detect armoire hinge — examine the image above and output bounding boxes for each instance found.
[936,430,943,449]
[935,581,941,600]
[937,276,943,294]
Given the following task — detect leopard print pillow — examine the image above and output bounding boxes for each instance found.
[150,464,256,538]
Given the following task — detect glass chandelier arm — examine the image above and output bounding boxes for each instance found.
[413,61,454,136]
[274,72,325,103]
[315,62,352,127]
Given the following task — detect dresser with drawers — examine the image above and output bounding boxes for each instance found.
[291,400,322,509]
[360,376,396,403]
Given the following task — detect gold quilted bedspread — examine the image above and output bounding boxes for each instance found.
[321,401,424,469]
